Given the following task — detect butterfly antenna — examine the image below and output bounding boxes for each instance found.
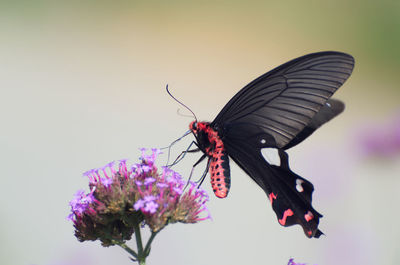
[176,108,195,118]
[166,84,197,121]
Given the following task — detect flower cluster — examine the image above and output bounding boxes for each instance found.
[68,148,210,247]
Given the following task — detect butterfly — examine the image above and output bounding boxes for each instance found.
[187,51,354,238]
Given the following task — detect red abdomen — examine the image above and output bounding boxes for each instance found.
[189,121,231,198]
[210,148,230,198]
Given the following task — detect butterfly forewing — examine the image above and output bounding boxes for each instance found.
[211,51,354,149]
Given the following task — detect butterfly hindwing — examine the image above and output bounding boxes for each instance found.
[223,137,323,238]
[269,150,323,237]
[283,98,345,149]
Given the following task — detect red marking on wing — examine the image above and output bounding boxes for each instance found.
[278,209,294,225]
[268,192,277,205]
[304,211,314,222]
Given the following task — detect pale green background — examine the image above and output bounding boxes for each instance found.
[1,1,399,265]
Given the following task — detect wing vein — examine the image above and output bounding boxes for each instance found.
[279,95,325,106]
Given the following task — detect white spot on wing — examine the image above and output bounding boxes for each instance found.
[296,179,304,192]
[260,139,266,144]
[261,148,280,166]
[326,102,331,107]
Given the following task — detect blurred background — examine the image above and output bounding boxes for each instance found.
[1,1,399,265]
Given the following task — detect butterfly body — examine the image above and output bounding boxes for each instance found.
[189,121,231,198]
[187,51,354,238]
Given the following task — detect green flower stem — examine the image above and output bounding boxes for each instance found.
[116,241,138,259]
[134,223,145,264]
[115,226,159,265]
[143,231,159,256]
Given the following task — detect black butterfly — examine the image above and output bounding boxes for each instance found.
[187,51,354,238]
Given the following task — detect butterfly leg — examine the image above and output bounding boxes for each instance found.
[183,154,208,191]
[167,141,200,167]
[163,129,192,166]
[196,157,211,188]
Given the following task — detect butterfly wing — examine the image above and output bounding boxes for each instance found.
[211,51,354,237]
[223,136,323,238]
[211,51,354,149]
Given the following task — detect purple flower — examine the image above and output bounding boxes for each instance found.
[156,183,168,189]
[135,180,143,186]
[69,147,211,246]
[106,161,115,168]
[100,166,111,178]
[287,258,307,265]
[358,113,400,158]
[68,190,94,218]
[144,177,156,186]
[151,148,162,157]
[143,195,156,202]
[161,166,173,177]
[101,177,113,187]
[82,170,92,178]
[139,147,147,153]
[119,158,128,164]
[173,187,183,195]
[141,165,151,173]
[134,196,159,214]
[83,169,97,184]
[134,199,145,211]
[143,201,158,214]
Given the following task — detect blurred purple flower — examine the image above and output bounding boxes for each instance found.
[101,177,113,187]
[288,258,307,265]
[134,199,145,210]
[359,114,400,157]
[144,177,156,186]
[143,200,158,214]
[157,183,168,189]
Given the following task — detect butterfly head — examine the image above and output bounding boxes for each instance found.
[189,121,210,134]
[189,121,197,132]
